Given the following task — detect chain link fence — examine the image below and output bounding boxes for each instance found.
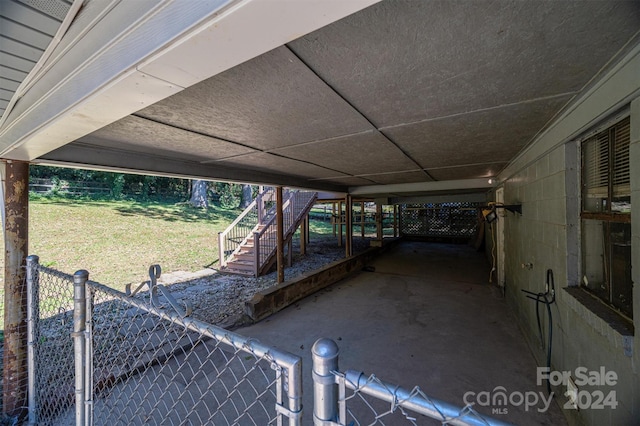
[86,279,302,425]
[27,259,76,425]
[312,339,511,426]
[20,258,510,426]
[336,371,506,426]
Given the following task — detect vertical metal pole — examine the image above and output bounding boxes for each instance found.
[276,187,285,284]
[345,195,352,258]
[312,338,339,425]
[84,281,93,426]
[3,160,29,419]
[26,255,39,426]
[73,270,89,426]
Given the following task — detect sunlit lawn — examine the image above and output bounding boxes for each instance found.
[1,196,242,291]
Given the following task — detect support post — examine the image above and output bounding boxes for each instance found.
[3,160,29,419]
[393,204,398,237]
[361,202,365,238]
[218,232,226,268]
[312,338,339,425]
[300,216,307,255]
[72,270,89,426]
[26,255,39,426]
[254,231,260,277]
[337,201,343,247]
[345,195,352,258]
[277,186,285,283]
[376,203,383,240]
[332,202,336,236]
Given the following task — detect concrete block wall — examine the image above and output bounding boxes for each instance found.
[497,100,640,425]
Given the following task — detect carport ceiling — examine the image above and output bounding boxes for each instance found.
[41,0,640,197]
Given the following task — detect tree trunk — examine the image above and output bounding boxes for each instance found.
[190,180,209,208]
[239,184,253,208]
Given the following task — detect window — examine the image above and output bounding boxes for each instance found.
[581,117,632,319]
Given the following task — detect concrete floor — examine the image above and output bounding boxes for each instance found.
[237,241,568,425]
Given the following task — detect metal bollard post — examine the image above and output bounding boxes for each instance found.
[26,255,39,426]
[312,338,339,425]
[72,270,89,426]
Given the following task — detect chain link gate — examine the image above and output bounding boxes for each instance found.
[82,275,302,425]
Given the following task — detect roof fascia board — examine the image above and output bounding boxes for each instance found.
[0,0,380,161]
[38,142,345,192]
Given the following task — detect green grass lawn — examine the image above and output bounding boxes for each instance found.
[6,196,242,291]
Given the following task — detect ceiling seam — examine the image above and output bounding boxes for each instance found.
[131,113,260,153]
[378,91,578,132]
[284,44,435,182]
[132,113,354,180]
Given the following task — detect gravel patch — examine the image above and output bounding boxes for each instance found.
[154,236,372,328]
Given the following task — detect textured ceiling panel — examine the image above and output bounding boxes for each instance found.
[288,0,640,127]
[137,46,373,151]
[426,163,507,181]
[271,130,419,176]
[79,115,256,162]
[384,95,572,169]
[215,152,347,181]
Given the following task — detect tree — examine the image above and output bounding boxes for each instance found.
[239,184,253,209]
[190,180,209,208]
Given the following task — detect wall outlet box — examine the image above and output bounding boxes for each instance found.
[564,376,578,409]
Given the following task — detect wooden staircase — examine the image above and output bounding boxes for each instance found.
[218,188,317,276]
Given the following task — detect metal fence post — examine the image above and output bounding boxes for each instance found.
[84,279,94,426]
[312,338,339,425]
[72,270,89,426]
[26,255,39,426]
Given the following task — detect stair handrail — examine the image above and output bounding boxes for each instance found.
[218,187,274,267]
[253,190,317,274]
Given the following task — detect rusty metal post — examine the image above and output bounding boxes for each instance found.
[276,186,285,283]
[345,195,352,258]
[3,160,29,419]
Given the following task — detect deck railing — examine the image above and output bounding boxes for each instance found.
[253,190,317,275]
[218,187,275,267]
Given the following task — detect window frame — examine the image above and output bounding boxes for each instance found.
[580,116,632,320]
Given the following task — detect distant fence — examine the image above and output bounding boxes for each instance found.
[29,178,112,196]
